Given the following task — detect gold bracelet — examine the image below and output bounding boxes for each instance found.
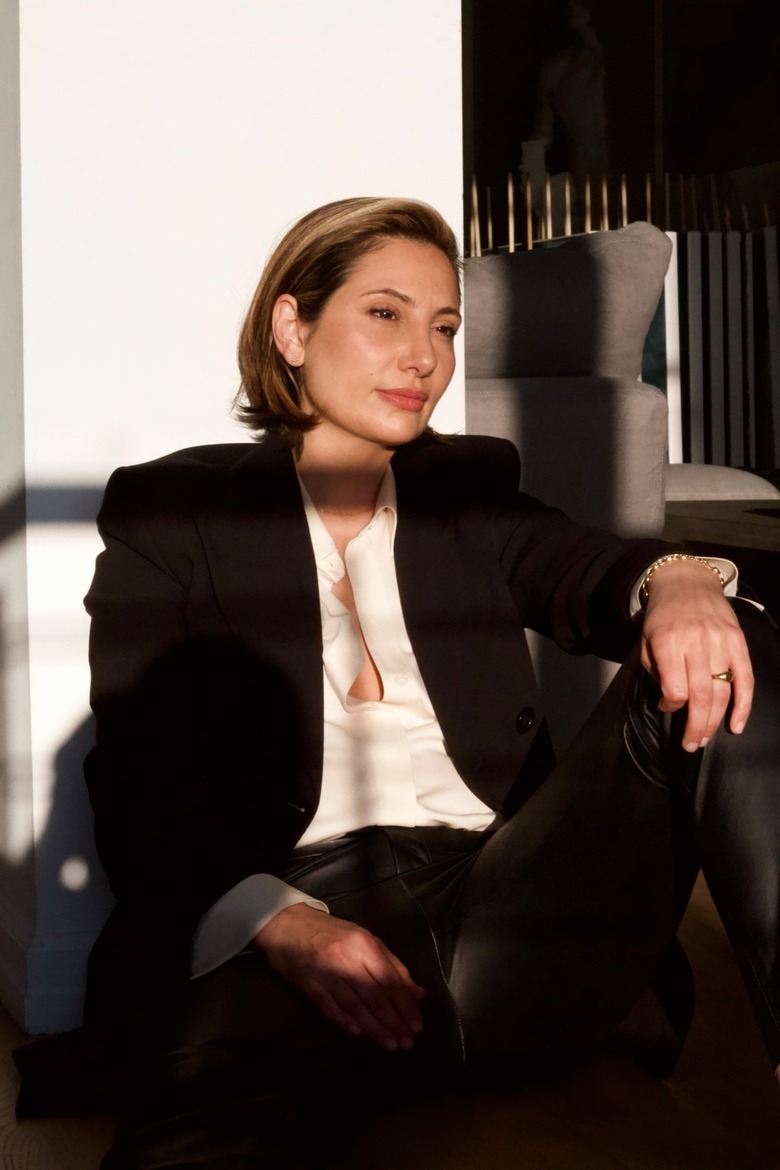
[638,553,726,608]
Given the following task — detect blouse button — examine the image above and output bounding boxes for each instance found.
[515,706,535,734]
[394,674,409,687]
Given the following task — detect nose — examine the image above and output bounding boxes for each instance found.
[400,325,436,376]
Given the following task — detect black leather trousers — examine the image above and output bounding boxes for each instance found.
[102,599,780,1169]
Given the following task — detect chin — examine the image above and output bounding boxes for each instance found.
[382,423,429,449]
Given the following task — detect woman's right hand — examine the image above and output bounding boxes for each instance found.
[254,903,425,1051]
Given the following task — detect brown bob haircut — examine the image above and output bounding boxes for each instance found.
[234,197,460,445]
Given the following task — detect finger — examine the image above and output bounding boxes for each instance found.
[322,975,407,1050]
[379,946,426,1005]
[372,943,426,1020]
[324,967,417,1051]
[640,637,660,683]
[303,978,366,1039]
[685,625,753,746]
[682,635,751,748]
[266,913,425,1049]
[726,636,754,735]
[650,639,691,716]
[682,662,729,750]
[648,618,733,746]
[358,957,425,1046]
[296,960,403,1050]
[313,937,424,1049]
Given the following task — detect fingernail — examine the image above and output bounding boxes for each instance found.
[399,1037,414,1051]
[682,742,700,753]
[383,1038,398,1052]
[733,720,745,734]
[411,1019,423,1034]
[700,736,710,748]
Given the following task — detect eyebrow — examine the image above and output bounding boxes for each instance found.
[361,287,462,319]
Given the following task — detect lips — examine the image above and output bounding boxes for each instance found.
[376,388,429,412]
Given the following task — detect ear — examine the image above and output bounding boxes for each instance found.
[271,295,307,367]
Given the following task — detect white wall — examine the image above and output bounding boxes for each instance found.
[1,0,464,1032]
[0,0,36,1025]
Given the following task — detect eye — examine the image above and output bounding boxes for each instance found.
[369,306,398,321]
[435,322,459,339]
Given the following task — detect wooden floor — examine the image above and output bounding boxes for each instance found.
[0,1022,115,1170]
[3,876,779,1169]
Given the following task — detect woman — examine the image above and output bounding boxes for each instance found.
[74,198,778,1167]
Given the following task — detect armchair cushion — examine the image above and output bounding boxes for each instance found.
[464,222,672,382]
[466,376,668,538]
[665,463,780,501]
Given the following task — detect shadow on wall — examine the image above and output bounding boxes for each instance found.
[0,714,116,1033]
[0,485,106,543]
[45,714,115,935]
[0,483,114,1033]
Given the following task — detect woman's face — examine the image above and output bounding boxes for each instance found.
[276,237,461,458]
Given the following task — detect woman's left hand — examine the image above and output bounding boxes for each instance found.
[640,560,754,752]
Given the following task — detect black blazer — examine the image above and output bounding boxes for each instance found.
[82,431,671,1018]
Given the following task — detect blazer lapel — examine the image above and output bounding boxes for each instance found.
[193,434,324,807]
[392,436,544,812]
[391,441,488,780]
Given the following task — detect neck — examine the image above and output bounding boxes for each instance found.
[296,433,392,517]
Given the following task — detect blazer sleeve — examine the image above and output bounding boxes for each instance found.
[461,436,675,662]
[497,490,676,662]
[396,434,677,664]
[84,463,304,967]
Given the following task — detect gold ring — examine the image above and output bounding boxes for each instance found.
[711,670,734,683]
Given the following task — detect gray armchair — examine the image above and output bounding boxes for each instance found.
[464,223,671,753]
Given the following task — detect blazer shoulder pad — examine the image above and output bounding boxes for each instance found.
[126,442,256,474]
[433,434,521,497]
[97,444,254,531]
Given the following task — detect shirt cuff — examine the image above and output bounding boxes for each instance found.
[190,873,329,979]
[630,557,739,617]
